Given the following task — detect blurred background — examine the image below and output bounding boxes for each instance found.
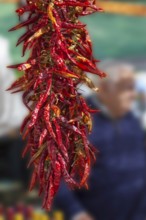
[0,0,146,220]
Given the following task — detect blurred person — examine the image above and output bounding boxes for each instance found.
[54,61,146,220]
[134,72,146,130]
[0,36,30,186]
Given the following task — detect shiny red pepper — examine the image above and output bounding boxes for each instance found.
[8,0,105,210]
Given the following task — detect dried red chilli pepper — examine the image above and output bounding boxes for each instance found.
[8,0,106,210]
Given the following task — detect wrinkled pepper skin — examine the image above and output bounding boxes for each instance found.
[8,0,105,210]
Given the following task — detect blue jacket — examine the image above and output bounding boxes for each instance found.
[54,98,146,220]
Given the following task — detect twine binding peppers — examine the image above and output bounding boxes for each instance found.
[8,0,106,210]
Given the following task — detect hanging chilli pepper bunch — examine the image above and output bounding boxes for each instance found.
[8,0,105,210]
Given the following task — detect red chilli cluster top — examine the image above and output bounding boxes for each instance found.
[8,0,106,210]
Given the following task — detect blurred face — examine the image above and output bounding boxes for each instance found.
[99,69,136,118]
